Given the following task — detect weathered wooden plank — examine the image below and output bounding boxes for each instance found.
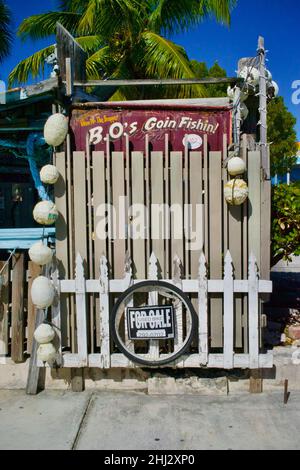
[131,152,146,279]
[74,77,241,87]
[148,253,159,359]
[150,152,165,276]
[111,152,126,279]
[228,203,243,349]
[11,253,25,363]
[248,151,261,267]
[223,252,234,368]
[170,152,183,268]
[203,135,209,259]
[26,308,46,395]
[124,252,134,352]
[73,151,87,264]
[248,254,260,369]
[92,151,106,349]
[164,134,170,278]
[99,255,110,368]
[56,22,87,82]
[0,260,9,356]
[209,151,223,348]
[51,261,62,364]
[198,252,208,365]
[75,254,88,366]
[173,255,183,350]
[27,262,41,354]
[54,151,69,347]
[189,151,203,277]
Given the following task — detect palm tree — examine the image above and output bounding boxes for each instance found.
[9,0,236,99]
[0,1,12,63]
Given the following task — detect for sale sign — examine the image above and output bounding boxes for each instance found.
[127,305,175,340]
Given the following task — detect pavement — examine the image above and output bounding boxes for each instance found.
[0,389,299,450]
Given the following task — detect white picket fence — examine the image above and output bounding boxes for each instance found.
[42,251,273,370]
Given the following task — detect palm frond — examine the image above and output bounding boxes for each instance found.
[138,31,206,98]
[81,0,144,38]
[0,1,12,62]
[199,0,237,25]
[18,11,81,40]
[86,46,112,79]
[8,45,55,86]
[75,35,104,54]
[148,0,200,35]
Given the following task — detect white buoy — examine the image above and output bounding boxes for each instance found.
[227,157,246,176]
[239,67,260,87]
[33,201,58,226]
[40,165,60,185]
[31,276,55,308]
[44,113,68,147]
[34,323,55,344]
[268,80,279,97]
[37,343,57,363]
[29,241,53,266]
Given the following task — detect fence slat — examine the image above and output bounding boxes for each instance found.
[223,251,234,369]
[124,252,134,352]
[112,151,126,279]
[209,151,223,348]
[131,151,146,278]
[148,252,159,359]
[0,260,9,356]
[99,254,110,368]
[27,262,41,354]
[198,252,208,365]
[75,253,88,365]
[170,151,183,268]
[11,253,25,363]
[51,261,62,364]
[173,255,183,350]
[92,151,106,349]
[150,152,164,277]
[248,254,260,369]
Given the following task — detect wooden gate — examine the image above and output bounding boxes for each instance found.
[53,131,272,366]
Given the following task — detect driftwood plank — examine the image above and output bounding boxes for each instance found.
[11,253,25,363]
[248,254,260,369]
[170,152,183,268]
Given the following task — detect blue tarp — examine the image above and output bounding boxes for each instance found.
[0,228,55,249]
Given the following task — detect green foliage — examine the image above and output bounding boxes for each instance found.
[271,183,300,266]
[9,0,236,100]
[0,1,12,62]
[190,59,227,97]
[268,97,298,177]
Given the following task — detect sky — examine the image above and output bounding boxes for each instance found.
[2,0,300,139]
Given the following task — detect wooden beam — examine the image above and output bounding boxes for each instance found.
[73,77,243,87]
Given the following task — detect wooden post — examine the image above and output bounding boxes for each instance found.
[11,253,25,363]
[258,36,269,179]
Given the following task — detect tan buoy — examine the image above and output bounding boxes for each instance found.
[224,179,249,206]
[29,241,53,266]
[33,201,58,226]
[31,276,55,308]
[40,165,60,185]
[37,343,57,363]
[34,323,55,344]
[227,157,246,176]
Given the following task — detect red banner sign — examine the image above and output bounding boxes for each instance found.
[70,105,232,152]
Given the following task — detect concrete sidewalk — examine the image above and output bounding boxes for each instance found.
[0,390,299,450]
